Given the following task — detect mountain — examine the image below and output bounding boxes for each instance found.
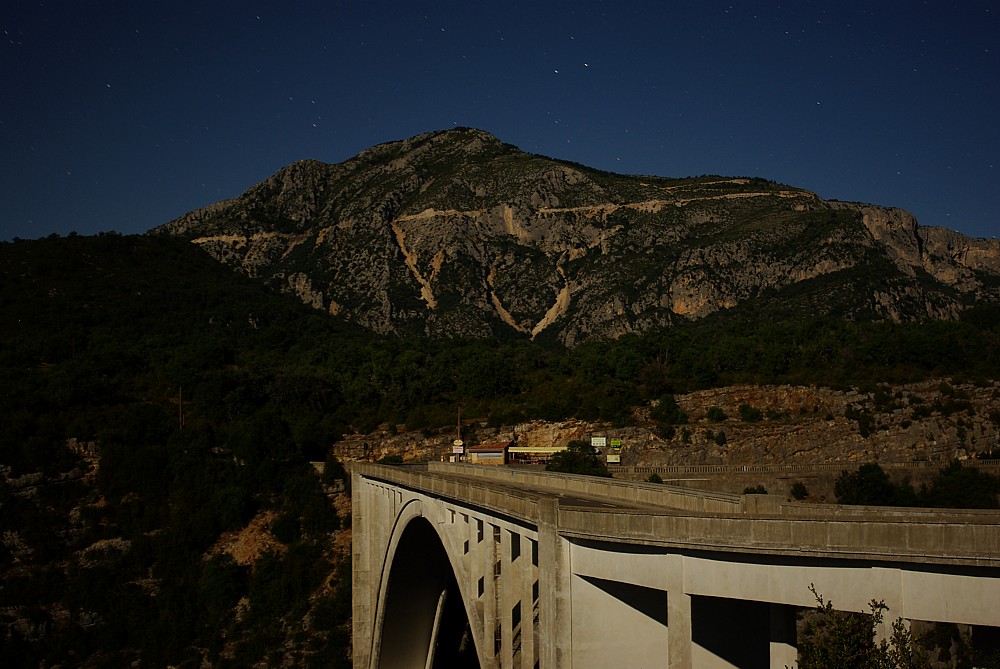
[155,127,1000,345]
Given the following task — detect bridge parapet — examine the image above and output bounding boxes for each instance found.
[556,506,1000,567]
[353,462,541,523]
[429,461,749,514]
[423,461,1000,566]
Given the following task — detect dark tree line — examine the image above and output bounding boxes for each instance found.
[835,461,1000,509]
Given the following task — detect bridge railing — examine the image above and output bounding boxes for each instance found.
[610,460,1000,477]
[351,461,543,524]
[428,462,751,514]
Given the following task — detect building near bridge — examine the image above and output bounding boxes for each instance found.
[466,441,512,465]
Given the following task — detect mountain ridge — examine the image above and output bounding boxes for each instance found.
[153,128,1000,344]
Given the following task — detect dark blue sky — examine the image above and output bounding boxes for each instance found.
[3,1,998,241]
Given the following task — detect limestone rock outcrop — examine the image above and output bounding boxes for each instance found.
[154,128,1000,344]
[332,379,1000,470]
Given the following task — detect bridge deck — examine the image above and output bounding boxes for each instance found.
[354,461,1000,567]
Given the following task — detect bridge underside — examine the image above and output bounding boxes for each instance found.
[377,517,479,668]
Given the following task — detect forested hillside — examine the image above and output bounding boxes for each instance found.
[2,233,1000,665]
[1,234,356,666]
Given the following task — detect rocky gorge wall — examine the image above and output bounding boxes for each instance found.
[332,379,1000,498]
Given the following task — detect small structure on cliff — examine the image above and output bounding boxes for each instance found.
[466,441,513,465]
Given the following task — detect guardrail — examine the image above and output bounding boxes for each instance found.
[429,461,749,513]
[610,460,1000,476]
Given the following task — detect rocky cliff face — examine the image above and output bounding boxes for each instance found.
[154,128,1000,344]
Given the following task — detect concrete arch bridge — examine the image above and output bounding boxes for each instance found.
[352,462,1000,668]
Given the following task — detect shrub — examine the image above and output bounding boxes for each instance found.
[738,403,762,422]
[919,460,1000,509]
[845,405,877,438]
[835,463,916,506]
[706,406,726,422]
[321,455,347,485]
[650,394,688,424]
[798,585,927,669]
[655,422,676,440]
[546,440,611,477]
[270,512,300,544]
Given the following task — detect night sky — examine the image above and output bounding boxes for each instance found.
[3,1,998,242]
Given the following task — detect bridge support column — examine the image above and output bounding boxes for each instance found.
[874,567,903,644]
[351,472,374,669]
[667,554,692,669]
[539,498,570,668]
[520,538,537,667]
[769,603,797,668]
[480,521,499,665]
[499,529,516,667]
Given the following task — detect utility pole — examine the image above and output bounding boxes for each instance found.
[453,405,464,462]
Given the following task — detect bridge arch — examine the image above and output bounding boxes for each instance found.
[371,499,482,669]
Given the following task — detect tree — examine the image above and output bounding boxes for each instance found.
[650,393,688,424]
[322,454,347,486]
[836,461,997,510]
[706,406,726,422]
[798,585,927,669]
[919,460,1000,509]
[835,463,911,506]
[546,440,611,477]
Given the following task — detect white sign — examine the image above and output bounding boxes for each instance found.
[591,436,607,448]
